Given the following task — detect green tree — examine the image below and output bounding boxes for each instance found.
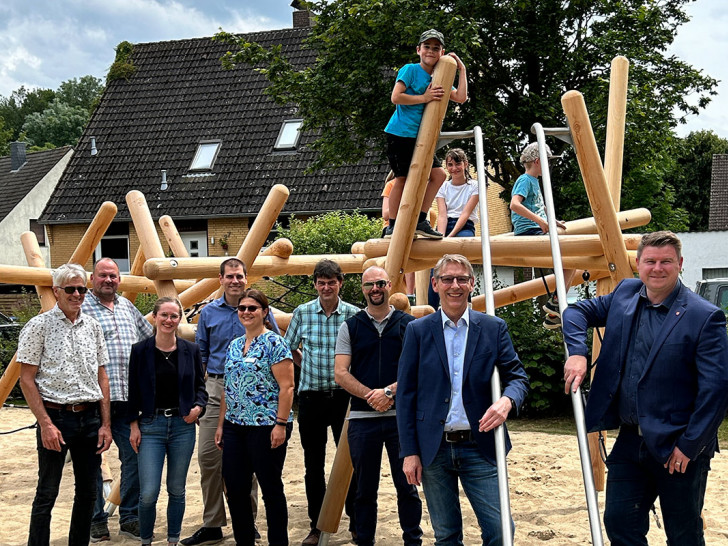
[21,99,89,148]
[56,75,104,113]
[274,211,383,311]
[664,130,728,231]
[215,0,714,231]
[0,86,56,142]
[0,117,12,156]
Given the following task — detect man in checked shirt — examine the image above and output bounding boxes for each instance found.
[83,258,153,542]
[284,259,359,545]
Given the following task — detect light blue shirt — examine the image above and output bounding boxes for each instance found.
[384,63,433,138]
[442,308,470,431]
[511,173,546,234]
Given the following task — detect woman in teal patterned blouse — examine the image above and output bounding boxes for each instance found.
[214,289,294,546]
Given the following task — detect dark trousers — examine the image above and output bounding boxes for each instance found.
[222,420,292,546]
[297,389,357,530]
[604,426,711,545]
[348,417,422,546]
[28,406,101,546]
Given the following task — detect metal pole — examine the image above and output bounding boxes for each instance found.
[474,125,513,545]
[531,122,604,546]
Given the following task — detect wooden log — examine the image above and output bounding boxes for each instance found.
[490,208,651,238]
[389,292,411,315]
[0,233,58,405]
[272,309,292,333]
[415,269,430,305]
[350,241,365,254]
[159,215,189,258]
[561,91,633,283]
[317,417,353,533]
[126,191,178,300]
[176,185,289,309]
[145,254,367,281]
[384,56,457,293]
[121,246,146,302]
[69,201,118,267]
[604,56,629,210]
[245,239,296,284]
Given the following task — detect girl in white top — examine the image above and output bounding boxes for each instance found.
[436,148,479,237]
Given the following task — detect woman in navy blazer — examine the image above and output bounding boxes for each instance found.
[128,297,207,546]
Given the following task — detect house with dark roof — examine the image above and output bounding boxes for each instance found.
[1,142,73,268]
[40,10,389,271]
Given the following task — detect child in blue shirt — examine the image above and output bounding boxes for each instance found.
[384,29,468,239]
[510,142,575,329]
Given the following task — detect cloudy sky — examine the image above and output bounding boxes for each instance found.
[1,0,726,138]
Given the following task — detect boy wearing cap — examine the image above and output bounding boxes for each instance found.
[510,142,575,328]
[384,29,468,239]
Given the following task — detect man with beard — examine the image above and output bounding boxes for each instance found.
[335,267,423,546]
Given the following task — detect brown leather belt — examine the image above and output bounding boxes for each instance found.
[43,401,95,412]
[444,430,472,443]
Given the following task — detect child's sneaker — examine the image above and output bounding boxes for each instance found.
[415,220,443,239]
[543,296,561,316]
[543,313,562,330]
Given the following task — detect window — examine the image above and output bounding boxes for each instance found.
[29,220,46,246]
[94,224,130,273]
[190,141,221,170]
[274,119,303,150]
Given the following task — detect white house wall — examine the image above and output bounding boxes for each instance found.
[0,149,73,267]
[677,230,728,290]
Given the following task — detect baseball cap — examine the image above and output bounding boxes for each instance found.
[520,142,556,164]
[419,29,445,47]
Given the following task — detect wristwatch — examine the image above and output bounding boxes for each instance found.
[384,386,394,399]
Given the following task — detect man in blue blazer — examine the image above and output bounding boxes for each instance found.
[563,231,728,545]
[397,254,529,546]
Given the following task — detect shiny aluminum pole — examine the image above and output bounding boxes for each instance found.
[474,125,513,545]
[531,122,604,546]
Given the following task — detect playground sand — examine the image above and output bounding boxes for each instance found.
[2,407,728,545]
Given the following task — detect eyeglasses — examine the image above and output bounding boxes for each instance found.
[437,275,472,285]
[59,286,88,294]
[362,280,388,290]
[158,312,181,321]
[237,305,261,313]
[315,280,339,288]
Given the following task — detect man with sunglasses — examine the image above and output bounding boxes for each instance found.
[284,259,359,545]
[397,254,528,545]
[183,257,279,546]
[83,258,153,542]
[18,263,113,546]
[334,267,423,546]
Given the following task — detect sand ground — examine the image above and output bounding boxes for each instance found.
[2,407,727,545]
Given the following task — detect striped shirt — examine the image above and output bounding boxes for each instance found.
[82,292,153,401]
[284,297,359,392]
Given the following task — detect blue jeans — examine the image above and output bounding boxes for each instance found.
[604,426,711,545]
[222,420,292,546]
[93,401,140,525]
[137,414,196,544]
[28,406,101,546]
[428,219,475,309]
[421,438,512,546]
[348,417,422,546]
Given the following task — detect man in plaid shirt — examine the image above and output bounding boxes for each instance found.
[83,258,153,542]
[284,259,359,545]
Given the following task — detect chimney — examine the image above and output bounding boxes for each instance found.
[291,0,313,28]
[10,141,27,171]
[161,169,168,191]
[90,136,98,156]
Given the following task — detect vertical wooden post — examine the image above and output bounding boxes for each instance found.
[121,246,146,303]
[604,56,629,211]
[159,215,190,258]
[384,56,457,293]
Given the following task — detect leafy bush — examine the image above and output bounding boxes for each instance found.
[274,211,383,311]
[0,292,41,401]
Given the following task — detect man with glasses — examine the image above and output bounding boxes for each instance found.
[284,259,359,545]
[18,263,113,546]
[84,258,153,542]
[183,258,279,546]
[397,254,529,545]
[334,266,422,546]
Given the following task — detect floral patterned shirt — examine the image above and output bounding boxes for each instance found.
[16,304,108,404]
[224,330,293,426]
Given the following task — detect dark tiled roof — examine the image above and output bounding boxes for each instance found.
[40,28,389,223]
[710,154,728,230]
[0,146,71,223]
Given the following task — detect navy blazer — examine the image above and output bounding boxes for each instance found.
[397,310,529,467]
[563,278,728,462]
[127,336,208,422]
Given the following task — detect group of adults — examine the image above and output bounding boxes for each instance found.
[17,229,728,546]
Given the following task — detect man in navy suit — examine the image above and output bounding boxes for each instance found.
[397,254,529,546]
[563,231,728,545]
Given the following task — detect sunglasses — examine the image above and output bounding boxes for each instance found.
[362,280,388,290]
[237,305,262,313]
[59,286,88,294]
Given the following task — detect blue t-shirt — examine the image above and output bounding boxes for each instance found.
[223,331,293,426]
[384,63,433,138]
[511,173,546,234]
